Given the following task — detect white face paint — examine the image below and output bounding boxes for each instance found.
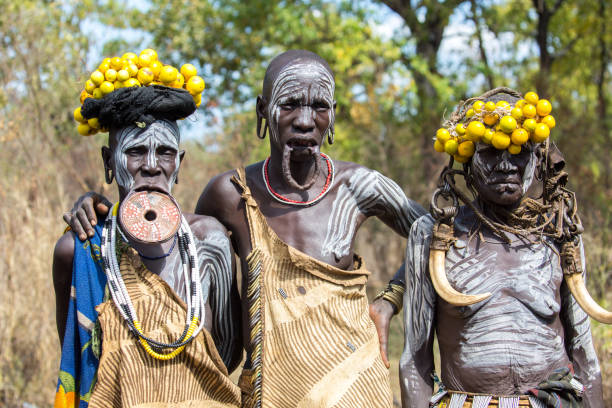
[322,168,424,260]
[113,120,181,192]
[268,61,335,146]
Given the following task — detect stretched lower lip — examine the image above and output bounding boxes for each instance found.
[133,186,168,194]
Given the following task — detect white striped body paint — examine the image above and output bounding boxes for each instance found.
[157,230,237,368]
[114,120,181,192]
[322,167,423,260]
[268,61,335,146]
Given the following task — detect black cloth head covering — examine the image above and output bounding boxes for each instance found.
[80,85,196,130]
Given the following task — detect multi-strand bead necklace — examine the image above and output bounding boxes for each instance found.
[101,203,204,360]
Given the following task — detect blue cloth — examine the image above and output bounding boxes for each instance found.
[55,218,107,408]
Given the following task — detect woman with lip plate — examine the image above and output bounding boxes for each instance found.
[52,52,241,408]
[400,88,606,408]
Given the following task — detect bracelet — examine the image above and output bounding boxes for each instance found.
[63,225,72,234]
[374,283,405,315]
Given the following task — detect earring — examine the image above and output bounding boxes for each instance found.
[105,167,114,184]
[327,125,335,145]
[257,116,268,139]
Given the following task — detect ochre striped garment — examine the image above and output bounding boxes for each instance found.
[233,168,393,408]
[89,248,241,408]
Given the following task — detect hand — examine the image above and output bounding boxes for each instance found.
[369,298,395,369]
[63,192,112,240]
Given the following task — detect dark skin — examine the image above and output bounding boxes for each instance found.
[400,141,604,406]
[53,127,242,373]
[64,51,424,369]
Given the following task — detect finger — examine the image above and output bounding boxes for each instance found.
[76,208,95,238]
[95,201,111,217]
[83,200,99,226]
[69,214,88,241]
[380,332,390,369]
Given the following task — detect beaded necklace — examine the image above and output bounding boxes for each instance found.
[262,153,334,206]
[101,203,205,360]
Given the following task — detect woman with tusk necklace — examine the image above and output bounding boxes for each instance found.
[400,88,605,408]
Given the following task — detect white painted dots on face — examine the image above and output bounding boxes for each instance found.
[114,120,181,192]
[268,61,335,145]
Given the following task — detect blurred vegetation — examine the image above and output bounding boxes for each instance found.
[0,0,610,406]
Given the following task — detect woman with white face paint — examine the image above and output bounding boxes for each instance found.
[53,84,242,407]
[400,90,604,408]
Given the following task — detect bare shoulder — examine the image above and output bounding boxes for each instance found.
[184,213,231,242]
[331,160,381,188]
[54,232,75,267]
[195,169,242,217]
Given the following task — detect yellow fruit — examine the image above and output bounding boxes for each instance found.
[105,68,117,82]
[122,52,139,64]
[436,128,451,143]
[77,123,91,136]
[85,79,96,94]
[444,139,459,155]
[79,90,90,104]
[434,139,445,152]
[114,80,123,89]
[149,60,163,78]
[536,99,552,116]
[541,115,556,129]
[180,63,198,81]
[466,121,486,140]
[515,99,527,108]
[73,107,85,123]
[485,101,496,112]
[453,154,469,164]
[193,92,202,106]
[511,107,523,121]
[466,108,474,118]
[138,53,152,68]
[171,73,185,88]
[159,66,178,84]
[455,123,466,135]
[186,75,205,95]
[140,48,158,61]
[532,123,550,142]
[482,128,494,144]
[124,78,140,88]
[511,128,529,145]
[117,69,130,82]
[195,97,202,108]
[90,70,105,86]
[496,100,510,108]
[110,57,123,70]
[522,103,536,118]
[472,100,484,112]
[98,61,110,74]
[458,141,475,157]
[508,144,522,155]
[499,115,517,133]
[523,118,537,133]
[483,113,498,126]
[492,132,511,149]
[137,67,154,85]
[87,117,100,129]
[525,91,539,105]
[127,63,139,77]
[93,88,103,99]
[100,81,114,95]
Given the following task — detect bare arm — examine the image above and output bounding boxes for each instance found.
[560,239,604,408]
[52,232,75,346]
[64,192,112,241]
[399,215,436,407]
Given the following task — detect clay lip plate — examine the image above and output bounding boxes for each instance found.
[119,191,181,243]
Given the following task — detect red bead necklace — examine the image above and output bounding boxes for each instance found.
[263,153,334,206]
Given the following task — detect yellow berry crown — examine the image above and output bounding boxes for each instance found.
[73,48,205,136]
[434,91,556,163]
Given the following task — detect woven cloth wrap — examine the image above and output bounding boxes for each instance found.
[527,366,583,408]
[80,85,196,130]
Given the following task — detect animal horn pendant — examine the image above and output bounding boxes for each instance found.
[561,241,612,324]
[429,221,491,306]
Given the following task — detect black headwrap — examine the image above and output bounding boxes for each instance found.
[81,85,196,130]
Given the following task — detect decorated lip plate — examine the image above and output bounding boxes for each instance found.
[119,191,181,243]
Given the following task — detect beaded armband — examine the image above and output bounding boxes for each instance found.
[374,283,405,315]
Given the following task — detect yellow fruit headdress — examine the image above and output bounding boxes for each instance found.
[433,87,556,163]
[73,48,205,135]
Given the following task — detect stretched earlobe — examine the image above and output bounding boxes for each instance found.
[105,166,114,184]
[327,125,335,145]
[257,116,268,139]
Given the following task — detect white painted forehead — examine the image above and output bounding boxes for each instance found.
[275,61,335,90]
[117,119,180,147]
